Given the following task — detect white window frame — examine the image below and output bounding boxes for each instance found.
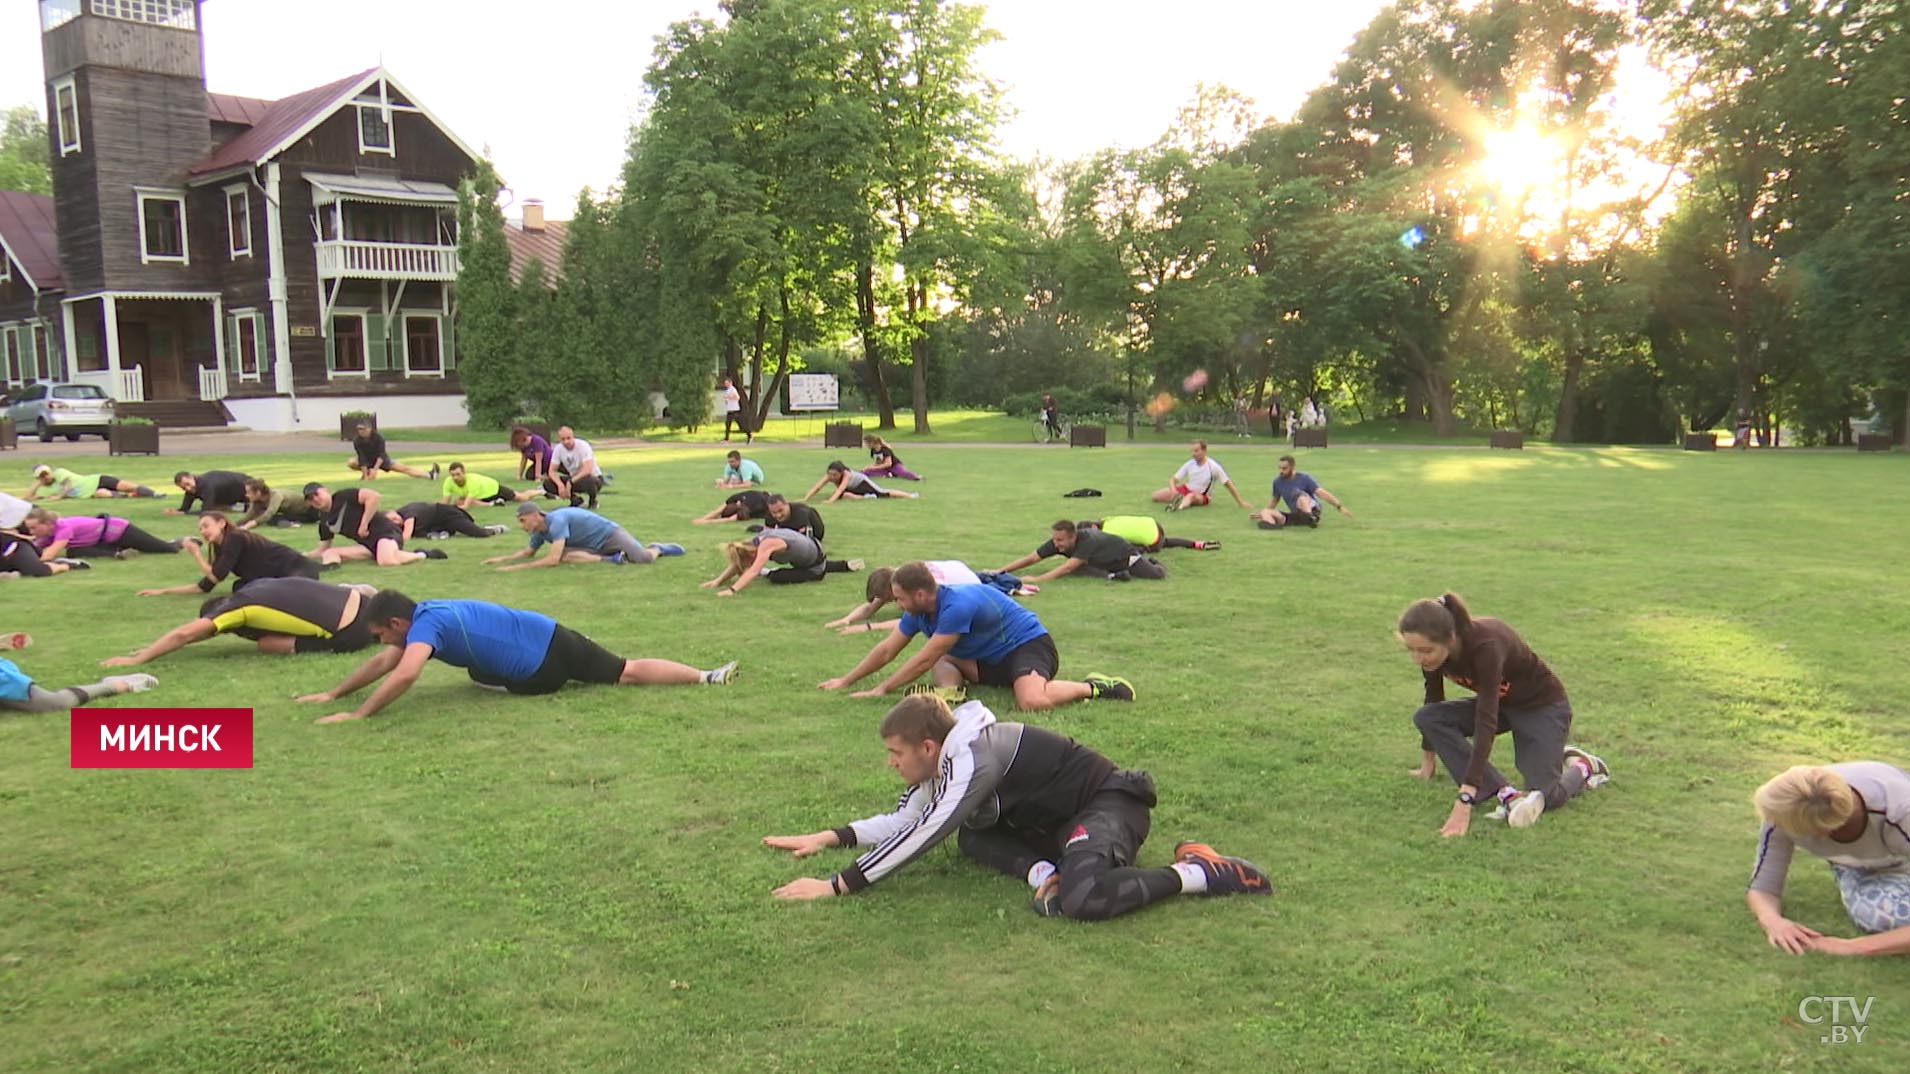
[400,311,444,377]
[53,76,81,156]
[32,323,51,380]
[135,187,189,265]
[356,104,394,156]
[89,1,197,30]
[224,184,252,259]
[328,309,371,380]
[3,326,21,387]
[0,250,11,284]
[228,308,264,383]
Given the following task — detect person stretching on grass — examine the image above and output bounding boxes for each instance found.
[441,462,534,509]
[716,450,765,488]
[1400,592,1610,836]
[802,460,919,503]
[303,483,446,568]
[819,561,1132,710]
[486,503,683,571]
[138,511,320,595]
[1078,515,1220,553]
[238,479,323,530]
[692,489,772,526]
[389,501,510,543]
[27,465,160,500]
[1150,440,1251,512]
[826,563,1029,633]
[104,578,381,665]
[347,422,436,481]
[1746,763,1910,957]
[24,507,181,559]
[996,519,1166,583]
[862,434,922,481]
[297,589,738,723]
[762,693,1272,915]
[1252,454,1353,529]
[5,640,156,712]
[702,527,859,594]
[167,469,252,515]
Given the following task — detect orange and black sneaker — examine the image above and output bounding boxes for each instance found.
[1173,841,1274,896]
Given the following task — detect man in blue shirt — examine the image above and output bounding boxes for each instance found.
[716,450,765,488]
[485,503,684,570]
[819,561,1134,711]
[1252,454,1353,529]
[300,590,738,723]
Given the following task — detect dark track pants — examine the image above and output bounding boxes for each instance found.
[1413,697,1587,810]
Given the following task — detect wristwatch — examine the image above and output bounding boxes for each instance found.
[1456,790,1480,806]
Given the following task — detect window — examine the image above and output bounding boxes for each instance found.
[225,186,251,258]
[330,314,368,374]
[136,189,188,264]
[53,76,80,156]
[42,0,81,31]
[88,1,196,29]
[403,314,442,375]
[357,105,393,155]
[226,309,263,382]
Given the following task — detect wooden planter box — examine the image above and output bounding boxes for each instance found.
[0,417,15,451]
[1069,424,1107,448]
[340,413,377,441]
[109,422,161,456]
[1292,428,1329,448]
[1489,430,1525,450]
[823,422,864,449]
[1683,432,1718,451]
[1857,433,1892,452]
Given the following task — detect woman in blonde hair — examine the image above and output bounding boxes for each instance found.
[1747,762,1910,956]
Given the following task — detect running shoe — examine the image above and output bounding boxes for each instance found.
[1506,790,1547,829]
[846,559,865,572]
[104,673,159,694]
[418,548,450,560]
[1030,874,1063,917]
[3,632,31,650]
[483,524,509,536]
[114,549,141,560]
[705,660,739,685]
[1563,745,1612,788]
[428,463,441,480]
[607,551,628,565]
[652,543,686,557]
[1172,841,1274,895]
[1084,674,1134,702]
[903,683,967,705]
[1106,570,1132,582]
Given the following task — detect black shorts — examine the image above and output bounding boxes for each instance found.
[357,454,397,471]
[290,615,374,654]
[354,521,405,553]
[976,633,1060,687]
[469,623,626,695]
[97,473,124,489]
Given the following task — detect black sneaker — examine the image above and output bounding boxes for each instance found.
[1084,673,1134,702]
[1201,540,1223,550]
[316,561,342,573]
[1107,570,1132,582]
[419,548,449,560]
[428,463,441,480]
[58,558,92,571]
[1172,841,1274,896]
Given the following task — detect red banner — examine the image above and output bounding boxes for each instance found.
[70,708,255,769]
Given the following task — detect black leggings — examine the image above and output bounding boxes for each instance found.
[767,557,828,585]
[71,522,178,557]
[956,772,1181,921]
[2,537,52,576]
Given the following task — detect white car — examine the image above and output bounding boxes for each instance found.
[6,382,117,441]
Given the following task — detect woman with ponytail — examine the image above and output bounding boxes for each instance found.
[1397,592,1611,836]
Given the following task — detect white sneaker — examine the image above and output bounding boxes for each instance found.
[484,524,509,536]
[1484,802,1510,822]
[105,673,160,694]
[1563,745,1611,788]
[1506,790,1546,829]
[706,660,739,685]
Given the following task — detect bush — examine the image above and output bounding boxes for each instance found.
[112,416,156,426]
[1000,385,1127,423]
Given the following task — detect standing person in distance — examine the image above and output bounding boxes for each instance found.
[720,376,753,444]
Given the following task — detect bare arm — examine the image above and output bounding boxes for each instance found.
[1316,486,1351,516]
[39,539,69,561]
[824,475,848,503]
[819,628,914,690]
[103,618,219,666]
[314,642,434,723]
[801,477,829,502]
[723,541,780,594]
[355,491,380,538]
[1025,557,1088,584]
[498,538,567,571]
[1812,924,1910,956]
[300,644,406,704]
[1223,479,1251,509]
[826,598,887,628]
[866,632,960,695]
[997,552,1044,574]
[1747,889,1822,955]
[136,584,207,597]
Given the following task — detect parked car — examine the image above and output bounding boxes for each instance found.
[6,383,117,441]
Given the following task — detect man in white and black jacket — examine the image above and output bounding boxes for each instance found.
[763,695,1273,919]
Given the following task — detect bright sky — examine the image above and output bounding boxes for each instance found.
[1,1,1396,218]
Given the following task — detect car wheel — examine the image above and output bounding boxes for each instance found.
[36,419,51,443]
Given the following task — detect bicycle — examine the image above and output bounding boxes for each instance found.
[1031,414,1071,443]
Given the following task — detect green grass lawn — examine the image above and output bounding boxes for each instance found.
[3,441,1907,1073]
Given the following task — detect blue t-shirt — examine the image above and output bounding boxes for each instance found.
[405,600,558,682]
[898,583,1048,665]
[1271,472,1321,511]
[724,459,765,483]
[529,507,621,552]
[0,657,32,702]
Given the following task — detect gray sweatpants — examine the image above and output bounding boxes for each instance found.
[594,527,655,564]
[2,682,111,713]
[1414,697,1585,810]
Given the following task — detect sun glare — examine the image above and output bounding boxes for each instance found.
[1479,125,1562,200]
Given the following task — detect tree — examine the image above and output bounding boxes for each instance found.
[0,106,51,196]
[453,160,529,428]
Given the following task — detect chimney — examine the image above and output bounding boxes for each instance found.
[522,199,546,232]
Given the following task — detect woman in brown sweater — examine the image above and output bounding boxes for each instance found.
[1398,592,1611,836]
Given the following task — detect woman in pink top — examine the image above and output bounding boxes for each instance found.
[24,507,182,560]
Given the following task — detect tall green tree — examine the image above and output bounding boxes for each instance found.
[453,160,529,428]
[0,106,51,196]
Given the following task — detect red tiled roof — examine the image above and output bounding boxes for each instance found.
[189,68,377,177]
[505,219,568,287]
[206,91,272,127]
[0,189,63,291]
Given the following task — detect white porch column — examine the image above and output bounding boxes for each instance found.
[264,162,294,392]
[101,294,121,380]
[60,300,76,379]
[211,295,225,382]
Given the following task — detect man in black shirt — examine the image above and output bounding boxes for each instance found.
[104,577,380,664]
[764,694,1272,918]
[692,488,773,526]
[996,519,1167,583]
[390,501,509,542]
[303,482,445,567]
[166,469,253,515]
[347,422,436,480]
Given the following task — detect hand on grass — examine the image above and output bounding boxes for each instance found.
[1763,917,1824,955]
[135,588,170,597]
[315,711,364,724]
[100,655,140,668]
[1438,802,1472,838]
[295,691,335,703]
[849,688,886,699]
[762,832,836,858]
[772,877,835,901]
[1802,935,1860,956]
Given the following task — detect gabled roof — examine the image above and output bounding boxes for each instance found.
[505,219,569,287]
[206,91,273,127]
[188,67,483,183]
[0,190,62,291]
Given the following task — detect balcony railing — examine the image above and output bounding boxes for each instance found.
[198,364,228,401]
[316,240,460,281]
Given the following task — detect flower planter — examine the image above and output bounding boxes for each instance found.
[1069,425,1107,448]
[1682,432,1718,452]
[1857,433,1892,453]
[1292,428,1329,448]
[109,422,161,456]
[823,422,863,449]
[0,417,16,451]
[340,413,377,441]
[1490,430,1524,450]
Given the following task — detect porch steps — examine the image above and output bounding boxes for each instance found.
[118,399,235,429]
